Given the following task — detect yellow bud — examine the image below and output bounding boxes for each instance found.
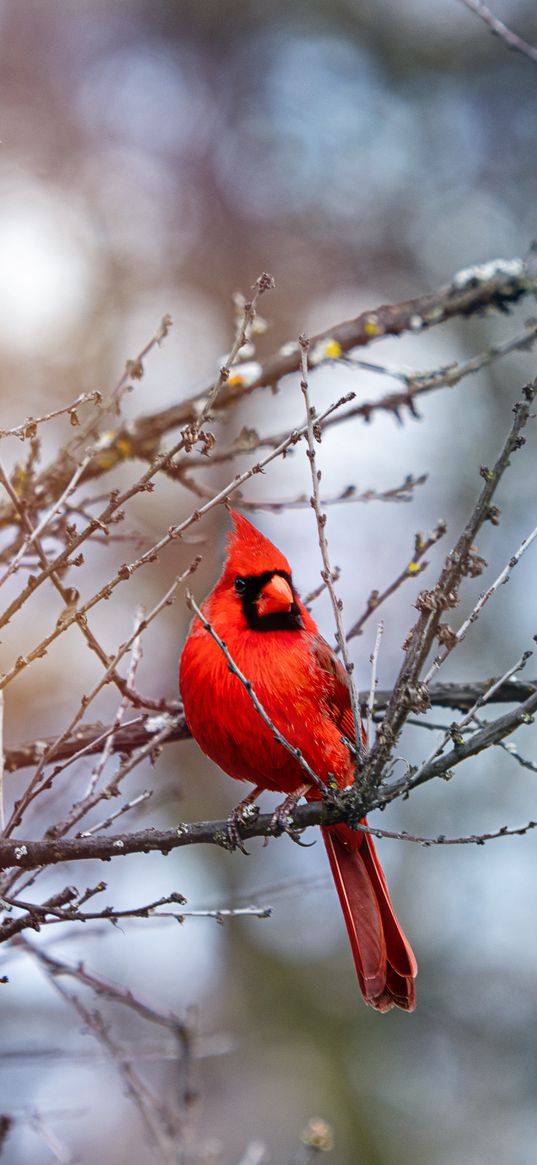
[364,315,383,337]
[228,373,245,389]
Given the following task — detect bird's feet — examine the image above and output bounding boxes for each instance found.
[226,787,261,853]
[270,785,311,845]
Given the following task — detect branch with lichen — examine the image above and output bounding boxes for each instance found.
[0,253,535,535]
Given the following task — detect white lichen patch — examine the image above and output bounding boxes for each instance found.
[145,714,174,735]
[452,258,524,290]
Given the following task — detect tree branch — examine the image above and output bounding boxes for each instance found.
[1,682,536,875]
[4,677,536,775]
[2,254,534,523]
[459,0,537,65]
[367,380,536,790]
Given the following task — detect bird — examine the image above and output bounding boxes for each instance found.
[179,510,417,1011]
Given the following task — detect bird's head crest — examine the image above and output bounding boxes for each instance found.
[223,511,292,580]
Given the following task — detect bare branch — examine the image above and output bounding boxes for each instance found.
[0,391,103,441]
[1,679,536,876]
[345,520,447,643]
[411,649,533,784]
[423,520,537,684]
[1,254,533,524]
[78,252,537,466]
[2,778,537,879]
[179,473,428,511]
[368,381,536,790]
[299,334,363,762]
[366,622,384,750]
[385,685,537,801]
[0,887,270,942]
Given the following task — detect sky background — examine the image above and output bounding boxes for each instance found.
[1,2,537,1163]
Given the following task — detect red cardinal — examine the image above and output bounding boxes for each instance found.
[180,511,417,1011]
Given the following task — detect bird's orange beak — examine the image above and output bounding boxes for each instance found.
[257,574,294,617]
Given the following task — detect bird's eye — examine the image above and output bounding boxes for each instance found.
[234,577,247,594]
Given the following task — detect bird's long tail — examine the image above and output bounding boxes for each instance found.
[322,822,417,1012]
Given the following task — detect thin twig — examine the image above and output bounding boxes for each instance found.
[28,1110,82,1165]
[0,391,355,655]
[423,520,537,685]
[1,254,533,520]
[3,676,536,776]
[82,609,146,804]
[303,566,341,608]
[345,521,447,642]
[473,714,537,774]
[368,382,536,791]
[79,790,153,835]
[3,563,200,835]
[413,649,533,783]
[0,454,92,588]
[335,819,537,847]
[188,271,275,440]
[179,474,428,511]
[299,334,364,764]
[0,391,103,440]
[1,890,271,942]
[366,622,384,750]
[459,0,537,64]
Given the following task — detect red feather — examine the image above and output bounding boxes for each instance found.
[180,511,417,1012]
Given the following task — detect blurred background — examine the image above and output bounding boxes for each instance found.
[1,0,537,1162]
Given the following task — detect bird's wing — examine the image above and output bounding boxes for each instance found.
[310,635,358,745]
